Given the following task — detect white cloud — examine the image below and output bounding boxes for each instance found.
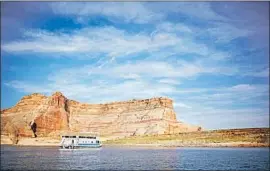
[4,81,52,95]
[174,102,192,109]
[4,79,175,104]
[51,2,229,24]
[69,60,218,79]
[156,22,193,33]
[159,79,180,85]
[2,58,221,104]
[167,2,228,21]
[229,84,256,91]
[151,2,258,45]
[175,84,269,109]
[51,2,163,24]
[121,73,141,80]
[176,105,269,129]
[207,23,252,43]
[227,84,269,96]
[243,67,269,77]
[2,27,180,58]
[2,22,240,64]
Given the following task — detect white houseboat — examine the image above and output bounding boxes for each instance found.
[59,133,102,149]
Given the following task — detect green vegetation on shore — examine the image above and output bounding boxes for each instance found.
[103,128,270,147]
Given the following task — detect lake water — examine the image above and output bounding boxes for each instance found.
[1,145,269,170]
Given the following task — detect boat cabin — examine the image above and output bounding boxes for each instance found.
[60,133,101,149]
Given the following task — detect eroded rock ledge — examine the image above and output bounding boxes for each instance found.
[1,92,201,144]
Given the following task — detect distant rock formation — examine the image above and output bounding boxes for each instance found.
[1,92,201,143]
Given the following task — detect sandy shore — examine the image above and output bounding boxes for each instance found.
[1,136,60,146]
[2,128,269,148]
[103,142,269,148]
[16,137,60,146]
[1,137,268,148]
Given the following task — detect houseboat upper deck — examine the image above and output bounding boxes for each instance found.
[59,133,102,149]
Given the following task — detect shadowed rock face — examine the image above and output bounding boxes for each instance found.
[1,92,201,140]
[30,122,37,137]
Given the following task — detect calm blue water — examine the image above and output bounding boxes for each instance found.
[1,145,269,170]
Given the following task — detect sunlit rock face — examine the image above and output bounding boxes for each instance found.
[33,92,70,137]
[1,92,201,141]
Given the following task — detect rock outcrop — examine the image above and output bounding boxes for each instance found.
[1,92,201,143]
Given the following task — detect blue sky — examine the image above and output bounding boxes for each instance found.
[1,2,269,130]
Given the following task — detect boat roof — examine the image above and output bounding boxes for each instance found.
[60,132,99,137]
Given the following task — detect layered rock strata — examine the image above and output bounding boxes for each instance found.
[1,92,201,143]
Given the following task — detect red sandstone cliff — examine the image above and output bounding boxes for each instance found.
[1,92,201,143]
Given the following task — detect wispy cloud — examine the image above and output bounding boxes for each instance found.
[147,2,228,21]
[174,102,192,109]
[1,57,230,104]
[2,27,180,57]
[159,79,180,85]
[51,2,163,24]
[176,105,269,129]
[156,22,193,34]
[178,3,227,21]
[206,22,252,43]
[4,81,52,95]
[243,67,269,77]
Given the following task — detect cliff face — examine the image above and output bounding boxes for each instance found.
[1,92,201,142]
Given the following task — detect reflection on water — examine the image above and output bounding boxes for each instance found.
[1,145,269,170]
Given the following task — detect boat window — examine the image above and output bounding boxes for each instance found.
[77,136,97,139]
[91,141,93,143]
[85,136,96,139]
[97,140,99,143]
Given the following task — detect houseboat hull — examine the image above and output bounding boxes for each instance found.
[60,144,102,149]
